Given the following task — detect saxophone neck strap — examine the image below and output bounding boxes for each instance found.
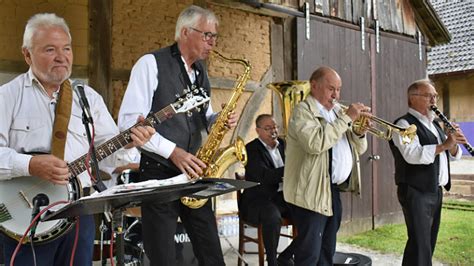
[51,79,73,160]
[171,43,209,131]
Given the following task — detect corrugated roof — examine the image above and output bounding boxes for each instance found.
[427,0,474,75]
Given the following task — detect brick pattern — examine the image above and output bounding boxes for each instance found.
[111,0,193,69]
[208,4,271,82]
[111,2,271,82]
[0,0,88,65]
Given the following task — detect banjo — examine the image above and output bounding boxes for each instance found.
[0,87,210,243]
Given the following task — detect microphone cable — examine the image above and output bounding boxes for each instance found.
[29,236,37,266]
[10,200,69,266]
[69,217,80,266]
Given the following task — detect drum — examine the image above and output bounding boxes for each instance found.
[93,214,145,264]
[92,170,144,263]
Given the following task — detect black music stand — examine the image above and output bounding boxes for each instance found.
[43,178,256,265]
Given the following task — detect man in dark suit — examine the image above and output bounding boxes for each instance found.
[240,114,296,266]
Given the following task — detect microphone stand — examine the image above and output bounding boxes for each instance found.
[77,87,107,193]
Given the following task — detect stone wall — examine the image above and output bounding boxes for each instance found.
[0,0,88,66]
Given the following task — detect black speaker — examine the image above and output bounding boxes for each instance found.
[333,252,372,266]
[175,222,198,265]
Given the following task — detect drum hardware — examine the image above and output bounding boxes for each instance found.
[99,218,109,265]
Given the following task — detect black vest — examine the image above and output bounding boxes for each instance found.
[140,43,211,178]
[389,113,451,192]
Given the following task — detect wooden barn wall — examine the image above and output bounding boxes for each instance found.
[296,17,373,235]
[373,35,426,226]
[270,0,418,36]
[296,16,427,234]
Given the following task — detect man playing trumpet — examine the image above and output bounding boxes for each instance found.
[283,66,370,265]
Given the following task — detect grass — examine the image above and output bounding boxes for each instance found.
[339,200,474,265]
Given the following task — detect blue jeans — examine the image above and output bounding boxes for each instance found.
[3,215,95,266]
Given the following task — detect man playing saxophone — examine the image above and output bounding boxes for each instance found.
[118,5,238,265]
[283,66,370,265]
[389,79,467,266]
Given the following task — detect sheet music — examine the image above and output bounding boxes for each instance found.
[78,174,191,200]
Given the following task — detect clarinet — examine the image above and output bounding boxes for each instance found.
[430,105,474,156]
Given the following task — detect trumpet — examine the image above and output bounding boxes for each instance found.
[334,100,417,144]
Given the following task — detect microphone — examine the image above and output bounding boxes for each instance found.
[72,80,94,124]
[30,193,49,238]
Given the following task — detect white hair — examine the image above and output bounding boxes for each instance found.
[22,13,71,50]
[174,5,218,41]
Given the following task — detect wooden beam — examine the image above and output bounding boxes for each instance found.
[283,16,295,80]
[270,21,285,127]
[231,67,274,142]
[88,0,112,108]
[0,59,88,78]
[409,0,450,45]
[0,60,28,74]
[210,0,293,18]
[209,77,259,91]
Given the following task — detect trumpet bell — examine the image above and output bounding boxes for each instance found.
[399,124,417,145]
[335,101,417,144]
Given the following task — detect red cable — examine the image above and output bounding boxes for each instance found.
[10,200,70,266]
[69,217,80,266]
[109,231,115,266]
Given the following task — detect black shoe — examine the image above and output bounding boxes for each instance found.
[277,256,294,266]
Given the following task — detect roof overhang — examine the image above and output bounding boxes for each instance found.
[410,0,451,45]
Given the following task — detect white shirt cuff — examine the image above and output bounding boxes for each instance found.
[141,133,176,159]
[16,153,32,177]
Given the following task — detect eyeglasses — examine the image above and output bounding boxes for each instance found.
[410,93,439,101]
[190,27,218,42]
[258,126,280,132]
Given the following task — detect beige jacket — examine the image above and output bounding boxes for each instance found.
[283,95,367,216]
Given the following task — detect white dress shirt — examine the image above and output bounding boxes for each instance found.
[392,108,462,186]
[315,101,353,185]
[118,54,216,158]
[258,138,284,191]
[0,69,122,187]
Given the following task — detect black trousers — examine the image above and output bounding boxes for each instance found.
[290,184,342,266]
[397,184,443,266]
[140,163,224,266]
[240,192,296,265]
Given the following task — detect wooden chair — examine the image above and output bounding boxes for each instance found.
[235,173,297,266]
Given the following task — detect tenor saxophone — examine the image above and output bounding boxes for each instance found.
[181,50,251,209]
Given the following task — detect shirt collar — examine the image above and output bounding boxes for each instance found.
[258,137,280,151]
[180,56,199,76]
[26,68,64,101]
[314,98,342,113]
[408,107,435,123]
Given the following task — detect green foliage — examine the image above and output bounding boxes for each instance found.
[339,202,474,265]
